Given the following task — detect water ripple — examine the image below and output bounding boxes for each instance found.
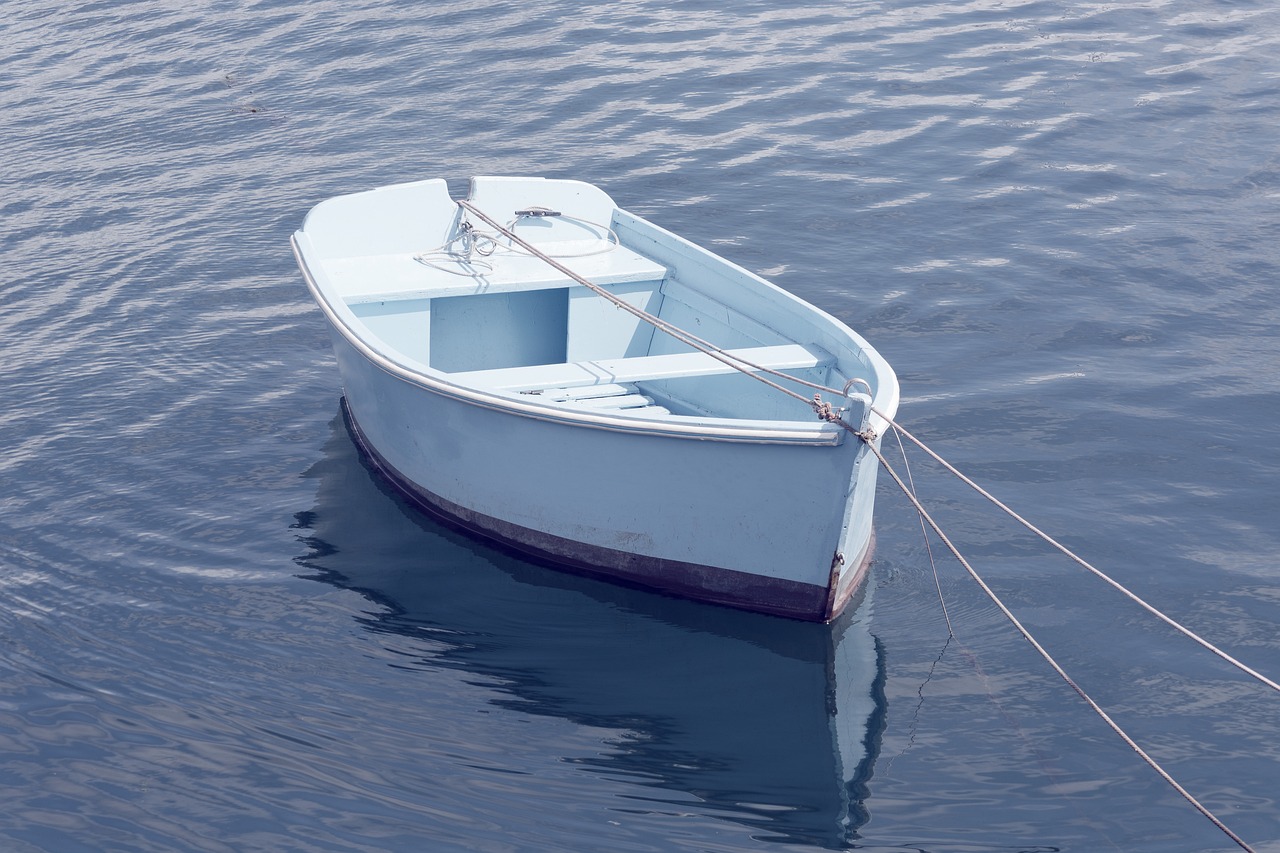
[2,0,1279,849]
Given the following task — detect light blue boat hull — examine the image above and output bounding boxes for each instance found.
[294,177,899,621]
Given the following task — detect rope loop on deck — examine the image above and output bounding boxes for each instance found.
[413,219,499,275]
[415,208,621,274]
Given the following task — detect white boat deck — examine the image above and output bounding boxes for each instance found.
[324,242,668,304]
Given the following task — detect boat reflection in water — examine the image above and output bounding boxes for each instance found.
[295,407,888,846]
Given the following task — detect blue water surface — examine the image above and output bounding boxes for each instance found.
[2,1,1278,850]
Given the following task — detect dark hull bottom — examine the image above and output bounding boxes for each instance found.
[342,399,873,622]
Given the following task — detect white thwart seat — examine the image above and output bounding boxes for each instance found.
[449,343,835,392]
[530,383,672,416]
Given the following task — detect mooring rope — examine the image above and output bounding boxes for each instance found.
[890,424,954,637]
[867,414,1280,698]
[859,436,1256,853]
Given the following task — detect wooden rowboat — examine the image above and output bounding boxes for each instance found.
[292,177,899,621]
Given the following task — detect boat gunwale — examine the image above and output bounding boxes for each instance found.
[293,234,858,446]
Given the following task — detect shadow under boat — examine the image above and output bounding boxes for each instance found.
[293,404,889,847]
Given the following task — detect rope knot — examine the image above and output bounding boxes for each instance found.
[811,393,838,422]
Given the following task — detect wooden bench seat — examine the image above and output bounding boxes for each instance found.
[448,343,835,392]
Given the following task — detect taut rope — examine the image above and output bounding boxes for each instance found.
[860,436,1256,852]
[860,411,1280,696]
